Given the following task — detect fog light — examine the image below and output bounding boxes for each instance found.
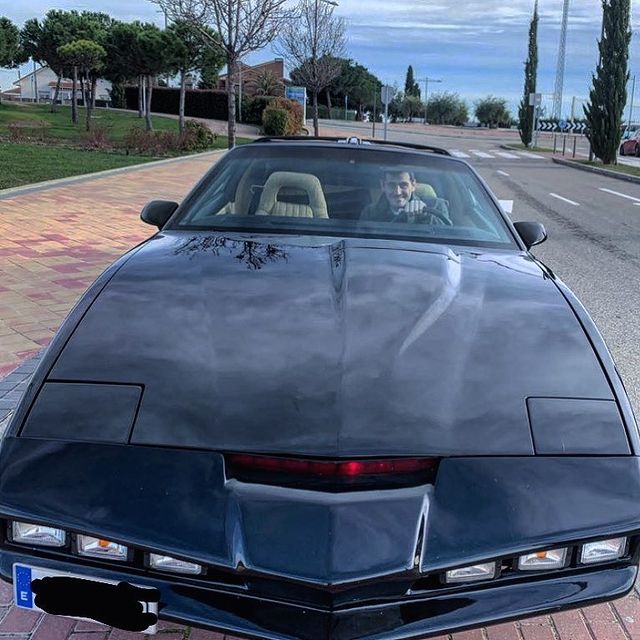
[445,562,496,583]
[12,522,65,547]
[149,553,202,575]
[77,536,128,561]
[580,538,627,565]
[518,547,567,571]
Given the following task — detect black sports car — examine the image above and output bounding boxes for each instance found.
[1,137,639,640]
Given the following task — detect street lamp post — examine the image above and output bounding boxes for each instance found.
[423,77,442,125]
[311,0,338,134]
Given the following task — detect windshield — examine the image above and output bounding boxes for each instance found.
[172,144,516,248]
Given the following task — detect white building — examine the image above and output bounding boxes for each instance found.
[1,65,112,104]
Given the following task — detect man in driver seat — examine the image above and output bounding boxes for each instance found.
[361,169,451,225]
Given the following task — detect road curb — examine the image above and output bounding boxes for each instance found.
[0,149,226,200]
[499,144,553,154]
[551,157,640,185]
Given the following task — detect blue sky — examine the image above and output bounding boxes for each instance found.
[2,0,639,118]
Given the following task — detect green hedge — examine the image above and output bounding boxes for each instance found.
[124,86,229,120]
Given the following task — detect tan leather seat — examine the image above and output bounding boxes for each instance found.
[256,172,328,218]
[415,183,438,200]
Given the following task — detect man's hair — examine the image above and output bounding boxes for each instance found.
[380,168,416,182]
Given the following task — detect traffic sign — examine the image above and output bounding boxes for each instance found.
[381,86,394,106]
[285,86,307,124]
[529,93,542,107]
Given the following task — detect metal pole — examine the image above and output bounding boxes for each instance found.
[384,99,389,141]
[424,78,429,125]
[562,134,567,156]
[573,135,577,158]
[238,62,242,123]
[570,96,576,122]
[627,75,636,134]
[372,90,376,138]
[533,105,540,148]
[553,134,557,154]
[345,95,348,120]
[424,77,428,124]
[33,59,38,104]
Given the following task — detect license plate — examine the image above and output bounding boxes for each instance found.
[13,564,158,634]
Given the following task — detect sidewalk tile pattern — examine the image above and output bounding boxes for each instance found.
[1,148,640,639]
[0,153,220,377]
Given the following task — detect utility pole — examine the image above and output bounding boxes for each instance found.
[423,76,442,124]
[627,75,637,134]
[552,0,570,119]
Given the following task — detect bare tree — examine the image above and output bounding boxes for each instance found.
[277,0,346,136]
[152,0,290,148]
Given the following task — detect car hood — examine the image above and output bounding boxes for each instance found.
[48,232,614,456]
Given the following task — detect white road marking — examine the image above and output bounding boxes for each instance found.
[599,188,640,203]
[497,170,510,177]
[470,150,495,159]
[549,193,580,206]
[496,152,520,159]
[518,152,545,159]
[449,150,470,158]
[498,200,514,214]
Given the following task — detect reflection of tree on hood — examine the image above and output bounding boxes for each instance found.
[235,241,288,270]
[175,236,288,270]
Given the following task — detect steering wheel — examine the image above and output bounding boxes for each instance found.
[391,207,453,227]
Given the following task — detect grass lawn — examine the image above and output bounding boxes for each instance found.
[0,103,181,142]
[0,104,252,189]
[0,143,164,190]
[579,160,640,178]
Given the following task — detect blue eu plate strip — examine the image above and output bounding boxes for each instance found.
[15,566,33,608]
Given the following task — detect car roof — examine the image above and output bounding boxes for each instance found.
[250,136,457,159]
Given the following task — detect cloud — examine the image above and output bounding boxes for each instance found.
[2,0,640,119]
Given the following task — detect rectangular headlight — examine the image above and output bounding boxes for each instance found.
[77,536,128,561]
[518,547,567,571]
[445,562,496,584]
[580,537,627,565]
[12,522,65,548]
[149,553,202,575]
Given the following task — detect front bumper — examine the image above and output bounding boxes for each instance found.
[0,551,636,640]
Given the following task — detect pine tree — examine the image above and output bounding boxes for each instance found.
[518,1,538,147]
[584,0,632,165]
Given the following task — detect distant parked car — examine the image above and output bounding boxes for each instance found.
[620,130,640,155]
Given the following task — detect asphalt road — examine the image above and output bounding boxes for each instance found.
[325,121,640,417]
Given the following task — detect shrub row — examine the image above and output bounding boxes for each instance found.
[124,86,229,120]
[123,87,306,131]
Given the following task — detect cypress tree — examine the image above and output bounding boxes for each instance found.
[518,1,539,147]
[405,65,420,98]
[584,0,632,165]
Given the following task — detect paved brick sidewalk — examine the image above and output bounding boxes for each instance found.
[1,149,640,639]
[0,152,223,377]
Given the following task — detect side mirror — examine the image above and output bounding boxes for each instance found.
[140,200,179,230]
[514,221,547,249]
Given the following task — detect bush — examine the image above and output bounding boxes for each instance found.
[263,107,289,135]
[122,126,181,155]
[242,96,275,125]
[180,120,217,151]
[81,123,112,150]
[7,120,50,142]
[270,97,304,134]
